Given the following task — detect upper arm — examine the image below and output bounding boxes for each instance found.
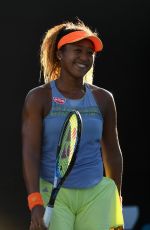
[90,84,119,152]
[101,92,121,158]
[22,89,44,159]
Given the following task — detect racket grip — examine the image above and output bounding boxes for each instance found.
[43,206,53,228]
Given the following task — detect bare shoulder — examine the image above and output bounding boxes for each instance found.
[88,83,115,115]
[23,83,51,116]
[25,83,50,100]
[88,83,113,99]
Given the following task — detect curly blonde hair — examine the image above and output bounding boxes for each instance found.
[40,19,99,84]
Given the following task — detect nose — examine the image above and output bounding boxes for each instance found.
[79,51,91,62]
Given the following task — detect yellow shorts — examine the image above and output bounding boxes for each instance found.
[40,177,124,230]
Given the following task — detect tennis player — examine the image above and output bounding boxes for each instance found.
[22,18,124,230]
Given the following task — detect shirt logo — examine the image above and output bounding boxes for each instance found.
[53,97,66,104]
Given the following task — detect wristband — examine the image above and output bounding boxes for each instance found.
[28,192,44,210]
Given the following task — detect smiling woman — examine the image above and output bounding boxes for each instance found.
[22,18,124,230]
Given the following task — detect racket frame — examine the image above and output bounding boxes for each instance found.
[43,110,82,227]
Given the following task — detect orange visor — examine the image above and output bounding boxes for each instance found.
[57,30,103,52]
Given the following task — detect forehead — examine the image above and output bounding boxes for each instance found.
[68,39,94,50]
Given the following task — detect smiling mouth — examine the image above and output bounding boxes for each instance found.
[75,63,88,70]
[77,63,86,68]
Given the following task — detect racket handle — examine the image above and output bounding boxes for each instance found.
[43,206,53,228]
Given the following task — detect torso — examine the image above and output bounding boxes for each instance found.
[40,80,105,188]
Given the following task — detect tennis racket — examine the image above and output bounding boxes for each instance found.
[43,110,82,228]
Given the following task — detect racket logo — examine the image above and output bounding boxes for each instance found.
[61,144,70,159]
[72,127,77,140]
[53,97,66,104]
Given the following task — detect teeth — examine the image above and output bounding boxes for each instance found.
[77,64,86,68]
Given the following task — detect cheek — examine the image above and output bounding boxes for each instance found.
[62,52,74,64]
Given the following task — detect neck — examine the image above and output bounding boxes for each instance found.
[55,78,86,99]
[56,77,84,91]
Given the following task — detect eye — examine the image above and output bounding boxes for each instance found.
[88,50,94,56]
[75,48,82,53]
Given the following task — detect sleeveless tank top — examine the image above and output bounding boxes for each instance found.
[40,80,104,188]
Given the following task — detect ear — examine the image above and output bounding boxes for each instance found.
[56,50,62,60]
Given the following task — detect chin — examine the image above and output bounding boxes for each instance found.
[73,70,88,79]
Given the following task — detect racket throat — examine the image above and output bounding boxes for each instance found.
[49,187,60,207]
[53,176,58,187]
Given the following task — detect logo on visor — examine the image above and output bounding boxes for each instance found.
[53,97,66,104]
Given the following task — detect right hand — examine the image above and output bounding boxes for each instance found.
[29,205,48,230]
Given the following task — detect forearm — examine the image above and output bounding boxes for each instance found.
[104,153,123,195]
[23,153,40,194]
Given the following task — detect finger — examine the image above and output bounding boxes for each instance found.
[40,222,48,230]
[30,221,41,230]
[37,218,47,230]
[29,222,33,230]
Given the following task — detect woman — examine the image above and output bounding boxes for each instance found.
[22,19,124,230]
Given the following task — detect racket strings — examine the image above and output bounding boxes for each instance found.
[58,114,78,177]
